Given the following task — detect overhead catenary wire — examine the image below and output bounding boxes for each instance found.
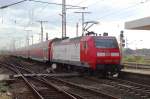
[1,0,150,27]
[29,0,86,9]
[66,0,145,22]
[64,0,150,33]
[1,0,150,39]
[25,0,87,39]
[0,0,27,9]
[98,2,147,21]
[66,0,140,27]
[0,0,86,29]
[85,0,150,21]
[74,0,89,6]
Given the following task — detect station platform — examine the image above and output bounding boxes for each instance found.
[122,68,150,75]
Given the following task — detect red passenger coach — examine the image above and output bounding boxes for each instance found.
[13,35,122,76]
[25,38,60,62]
[28,41,50,61]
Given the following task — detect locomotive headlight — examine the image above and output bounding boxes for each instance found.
[97,52,105,56]
[111,52,119,56]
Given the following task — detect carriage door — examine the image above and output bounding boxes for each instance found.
[81,41,88,62]
[43,47,48,61]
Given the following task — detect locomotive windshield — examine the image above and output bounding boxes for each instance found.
[94,38,118,48]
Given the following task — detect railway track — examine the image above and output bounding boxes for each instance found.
[84,77,150,99]
[1,57,150,99]
[22,76,76,99]
[110,78,150,98]
[0,59,118,99]
[0,62,77,99]
[45,76,117,99]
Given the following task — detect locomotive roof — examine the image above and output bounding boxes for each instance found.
[15,36,116,51]
[53,36,82,44]
[93,36,116,39]
[53,36,116,44]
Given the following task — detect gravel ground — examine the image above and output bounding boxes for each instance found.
[0,55,48,99]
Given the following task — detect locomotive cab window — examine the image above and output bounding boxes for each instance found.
[94,38,118,48]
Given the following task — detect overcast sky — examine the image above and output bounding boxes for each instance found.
[0,0,150,50]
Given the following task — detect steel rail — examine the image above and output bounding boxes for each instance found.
[110,78,150,93]
[47,77,118,99]
[4,58,118,99]
[110,78,150,89]
[85,76,150,98]
[0,61,77,99]
[5,63,45,99]
[109,78,150,98]
[9,60,80,99]
[31,76,84,99]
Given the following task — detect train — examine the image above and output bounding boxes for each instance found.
[13,34,123,77]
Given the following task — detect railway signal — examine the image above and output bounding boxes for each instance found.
[120,30,125,48]
[120,30,125,64]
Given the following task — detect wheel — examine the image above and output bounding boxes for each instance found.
[51,63,57,70]
[101,71,108,78]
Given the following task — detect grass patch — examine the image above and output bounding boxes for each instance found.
[0,82,9,93]
[0,94,11,99]
[123,55,150,64]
